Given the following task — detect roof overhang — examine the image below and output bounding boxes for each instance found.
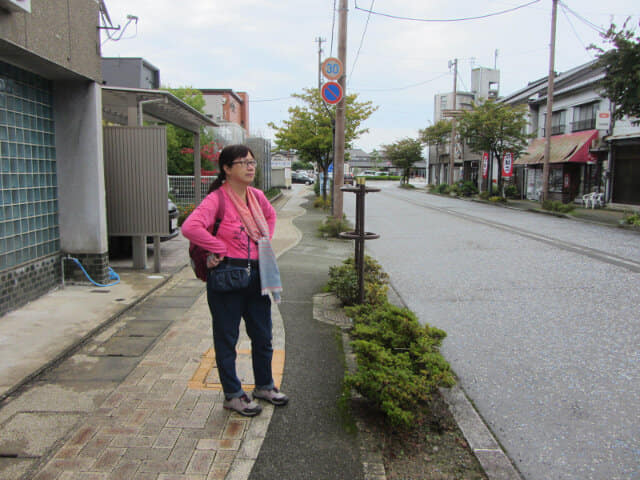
[515,130,599,166]
[101,86,218,133]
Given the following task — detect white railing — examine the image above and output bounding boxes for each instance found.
[168,176,217,207]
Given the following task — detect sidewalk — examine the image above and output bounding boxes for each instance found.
[499,198,637,228]
[0,188,307,480]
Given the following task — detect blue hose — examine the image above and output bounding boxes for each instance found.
[67,256,120,287]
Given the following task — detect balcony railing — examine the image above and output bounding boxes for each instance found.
[570,118,596,132]
[542,124,566,136]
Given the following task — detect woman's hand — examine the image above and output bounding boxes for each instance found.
[206,254,224,268]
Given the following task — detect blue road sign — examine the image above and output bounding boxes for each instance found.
[328,162,333,173]
[321,81,343,105]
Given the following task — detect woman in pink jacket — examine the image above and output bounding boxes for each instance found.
[182,144,287,416]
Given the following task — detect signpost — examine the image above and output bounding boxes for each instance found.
[321,81,343,105]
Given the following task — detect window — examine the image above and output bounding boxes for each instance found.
[571,103,597,131]
[542,110,566,136]
[549,167,564,193]
[0,61,59,272]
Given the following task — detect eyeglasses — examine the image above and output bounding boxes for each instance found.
[232,160,257,167]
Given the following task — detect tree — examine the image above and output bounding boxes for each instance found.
[292,160,315,171]
[382,138,424,185]
[165,87,214,174]
[269,87,377,201]
[419,120,452,184]
[457,100,530,194]
[589,19,640,120]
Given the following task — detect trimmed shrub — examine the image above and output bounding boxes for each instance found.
[432,183,450,194]
[623,212,640,226]
[313,195,332,209]
[327,255,389,306]
[542,200,574,213]
[318,214,352,238]
[504,184,519,199]
[345,302,455,427]
[489,195,506,203]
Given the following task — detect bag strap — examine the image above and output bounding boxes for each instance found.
[212,188,226,236]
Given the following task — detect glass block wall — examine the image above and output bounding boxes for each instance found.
[0,61,59,273]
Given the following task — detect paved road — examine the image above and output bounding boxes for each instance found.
[343,183,640,480]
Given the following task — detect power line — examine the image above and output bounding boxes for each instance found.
[350,0,374,84]
[559,2,588,50]
[353,72,450,92]
[353,0,541,23]
[250,96,295,103]
[558,1,607,34]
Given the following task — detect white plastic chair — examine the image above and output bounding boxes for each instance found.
[582,192,605,209]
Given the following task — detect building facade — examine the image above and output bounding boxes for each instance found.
[1,0,108,315]
[502,60,640,206]
[199,89,249,145]
[429,67,500,186]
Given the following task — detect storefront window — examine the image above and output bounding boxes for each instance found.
[549,167,563,193]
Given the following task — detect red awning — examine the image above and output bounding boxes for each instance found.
[514,130,598,165]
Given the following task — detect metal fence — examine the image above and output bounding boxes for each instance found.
[168,176,217,208]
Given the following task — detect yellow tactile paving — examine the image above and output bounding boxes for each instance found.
[189,348,285,391]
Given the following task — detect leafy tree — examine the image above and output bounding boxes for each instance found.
[382,138,424,185]
[589,19,640,120]
[419,120,452,184]
[292,160,315,171]
[369,149,383,170]
[268,87,377,201]
[165,87,214,174]
[457,100,530,193]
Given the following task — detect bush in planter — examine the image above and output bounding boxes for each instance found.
[318,213,351,238]
[542,200,574,213]
[459,180,478,197]
[504,184,519,199]
[433,183,450,194]
[327,255,388,306]
[345,302,455,428]
[623,212,640,226]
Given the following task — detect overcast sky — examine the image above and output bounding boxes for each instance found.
[100,1,638,153]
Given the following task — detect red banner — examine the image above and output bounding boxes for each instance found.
[502,152,513,177]
[482,152,489,179]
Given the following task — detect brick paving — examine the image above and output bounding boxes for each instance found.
[27,192,300,480]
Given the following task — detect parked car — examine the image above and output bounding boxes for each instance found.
[291,171,315,184]
[358,170,377,177]
[108,198,180,258]
[344,173,354,185]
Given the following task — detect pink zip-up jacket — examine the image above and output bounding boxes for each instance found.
[181,186,276,260]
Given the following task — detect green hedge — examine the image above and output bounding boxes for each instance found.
[325,255,455,428]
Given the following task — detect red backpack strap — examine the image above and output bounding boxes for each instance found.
[211,188,226,235]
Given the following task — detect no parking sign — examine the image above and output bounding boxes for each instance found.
[321,81,343,105]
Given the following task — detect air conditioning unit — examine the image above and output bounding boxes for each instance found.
[0,0,31,12]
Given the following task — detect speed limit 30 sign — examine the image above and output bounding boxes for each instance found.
[321,57,343,81]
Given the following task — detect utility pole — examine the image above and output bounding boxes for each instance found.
[448,58,458,185]
[542,0,558,203]
[315,37,325,91]
[333,0,347,219]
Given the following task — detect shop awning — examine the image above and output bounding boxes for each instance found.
[514,130,598,165]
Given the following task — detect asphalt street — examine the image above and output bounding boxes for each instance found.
[343,182,640,480]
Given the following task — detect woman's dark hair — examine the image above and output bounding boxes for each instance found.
[207,144,255,193]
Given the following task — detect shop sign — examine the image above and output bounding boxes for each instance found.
[482,152,489,179]
[502,152,513,177]
[596,111,611,130]
[564,173,570,189]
